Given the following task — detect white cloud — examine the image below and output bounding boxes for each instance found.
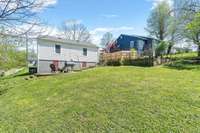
[147,0,173,9]
[90,26,134,35]
[101,14,119,18]
[8,24,135,45]
[64,19,83,25]
[12,24,135,45]
[0,0,57,12]
[40,26,61,37]
[41,0,57,6]
[32,0,57,12]
[90,34,102,45]
[9,23,62,38]
[90,26,135,44]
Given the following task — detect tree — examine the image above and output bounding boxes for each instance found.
[146,1,171,41]
[186,12,200,56]
[62,19,91,42]
[173,0,200,41]
[173,0,200,56]
[155,41,168,57]
[100,32,113,47]
[0,0,55,30]
[167,16,181,54]
[0,44,26,70]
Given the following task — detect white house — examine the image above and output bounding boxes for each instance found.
[34,36,99,73]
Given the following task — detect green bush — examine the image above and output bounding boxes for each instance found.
[122,58,153,67]
[106,59,121,66]
[105,57,154,67]
[0,44,26,70]
[155,41,168,57]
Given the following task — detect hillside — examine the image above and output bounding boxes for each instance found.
[0,65,200,132]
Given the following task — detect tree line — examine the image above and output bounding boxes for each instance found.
[146,0,200,57]
[100,0,200,57]
[1,0,200,70]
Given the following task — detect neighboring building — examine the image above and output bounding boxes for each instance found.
[107,34,158,56]
[35,36,99,73]
[171,43,198,54]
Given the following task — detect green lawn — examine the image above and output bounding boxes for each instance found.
[1,65,200,132]
[166,52,198,60]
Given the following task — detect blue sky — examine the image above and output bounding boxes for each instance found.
[38,0,171,43]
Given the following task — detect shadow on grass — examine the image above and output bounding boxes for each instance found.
[14,72,30,77]
[165,59,200,70]
[0,89,8,96]
[0,69,30,80]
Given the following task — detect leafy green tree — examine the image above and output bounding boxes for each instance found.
[0,44,26,70]
[174,0,200,45]
[146,1,171,41]
[167,15,181,54]
[186,12,200,56]
[155,41,168,57]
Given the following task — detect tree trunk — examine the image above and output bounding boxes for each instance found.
[167,45,173,55]
[198,45,200,57]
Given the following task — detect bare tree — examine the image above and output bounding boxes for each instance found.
[100,32,113,47]
[0,0,55,32]
[62,19,91,42]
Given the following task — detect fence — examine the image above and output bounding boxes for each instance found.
[100,51,137,62]
[100,50,171,67]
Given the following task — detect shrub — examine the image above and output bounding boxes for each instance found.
[122,58,154,67]
[0,71,5,77]
[0,44,26,70]
[105,57,154,67]
[106,59,121,66]
[155,41,168,57]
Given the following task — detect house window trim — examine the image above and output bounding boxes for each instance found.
[137,40,145,51]
[83,48,87,56]
[130,41,135,49]
[55,44,61,54]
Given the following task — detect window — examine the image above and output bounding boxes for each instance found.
[55,45,61,54]
[130,41,135,48]
[137,40,145,51]
[83,48,87,56]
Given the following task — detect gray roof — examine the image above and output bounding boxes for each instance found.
[38,36,98,48]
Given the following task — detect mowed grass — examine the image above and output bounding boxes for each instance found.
[165,52,198,60]
[1,66,200,132]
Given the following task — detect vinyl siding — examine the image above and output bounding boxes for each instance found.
[37,39,99,63]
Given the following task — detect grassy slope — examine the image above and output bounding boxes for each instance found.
[1,66,200,132]
[167,52,198,60]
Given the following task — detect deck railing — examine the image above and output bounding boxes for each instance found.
[99,50,169,67]
[100,51,138,62]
